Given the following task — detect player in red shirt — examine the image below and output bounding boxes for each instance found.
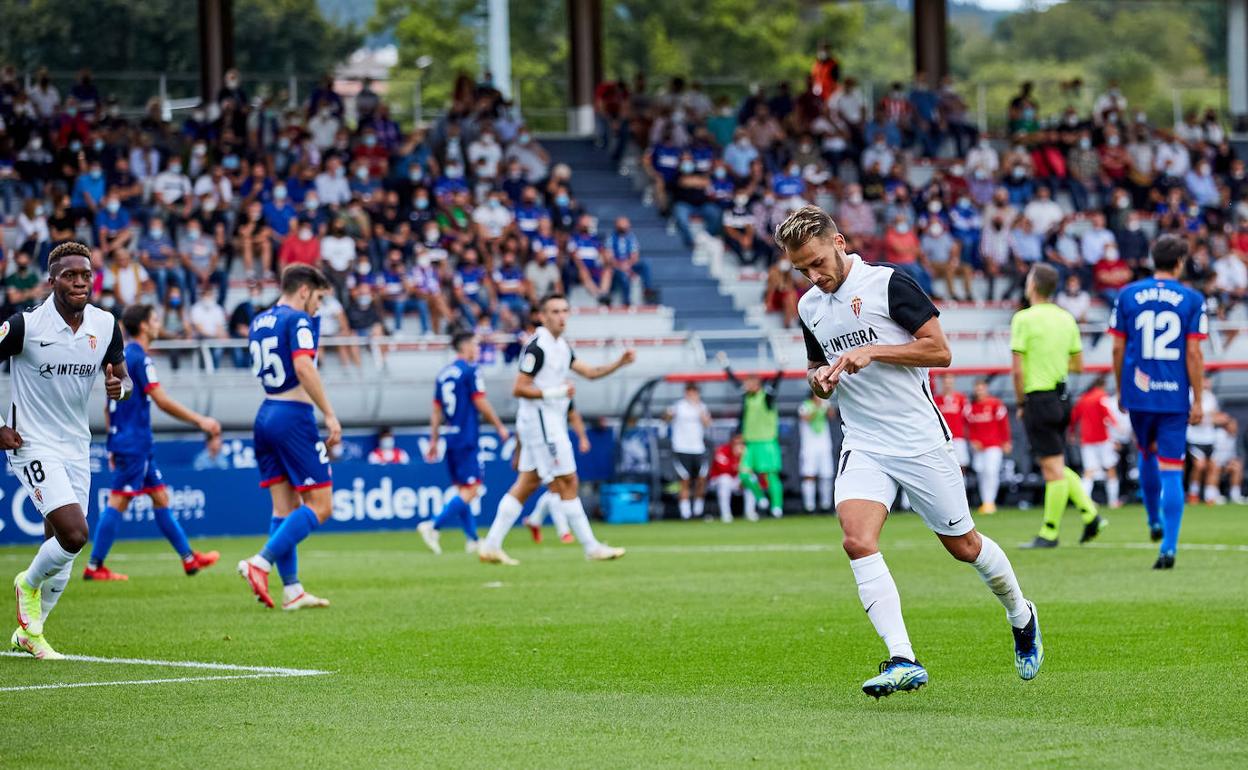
[1069,376,1121,508]
[936,373,970,469]
[709,435,754,523]
[966,379,1012,514]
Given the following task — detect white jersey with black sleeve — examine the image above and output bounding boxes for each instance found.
[798,254,951,458]
[515,325,574,439]
[0,299,125,459]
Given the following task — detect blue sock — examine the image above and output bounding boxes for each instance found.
[434,495,477,541]
[1160,470,1185,556]
[153,507,193,560]
[260,505,319,564]
[90,505,122,566]
[269,515,299,586]
[1138,451,1162,532]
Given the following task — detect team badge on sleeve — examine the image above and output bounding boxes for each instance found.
[0,321,9,342]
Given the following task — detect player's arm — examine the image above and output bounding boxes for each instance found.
[472,392,510,443]
[425,403,442,462]
[150,385,220,435]
[716,351,742,388]
[103,320,133,401]
[0,313,25,448]
[1011,351,1026,417]
[1186,337,1205,426]
[513,341,570,400]
[570,348,636,380]
[293,355,341,446]
[803,319,837,398]
[1111,335,1126,407]
[831,272,951,377]
[568,405,591,454]
[1068,351,1084,374]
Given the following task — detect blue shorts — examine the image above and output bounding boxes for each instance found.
[254,400,332,491]
[445,444,483,487]
[110,451,165,497]
[1129,410,1188,464]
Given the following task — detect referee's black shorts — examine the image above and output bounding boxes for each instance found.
[1023,388,1071,459]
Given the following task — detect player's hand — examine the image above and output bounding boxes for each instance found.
[324,414,343,447]
[1189,404,1203,427]
[199,417,221,436]
[716,351,728,366]
[497,426,511,443]
[1016,407,1025,421]
[565,382,577,398]
[578,435,591,454]
[510,442,521,471]
[107,452,115,471]
[830,346,873,378]
[104,364,125,400]
[0,426,25,451]
[1004,442,1013,454]
[424,443,439,463]
[619,349,636,366]
[971,441,982,451]
[810,365,840,394]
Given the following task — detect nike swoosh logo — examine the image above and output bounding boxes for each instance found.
[49,586,63,593]
[947,517,966,527]
[812,317,822,328]
[864,601,877,614]
[39,341,55,347]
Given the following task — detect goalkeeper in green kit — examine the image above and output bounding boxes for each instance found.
[718,352,785,519]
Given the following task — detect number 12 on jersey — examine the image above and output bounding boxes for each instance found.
[1134,310,1181,361]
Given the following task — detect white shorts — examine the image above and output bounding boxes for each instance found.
[1080,442,1117,474]
[9,452,91,517]
[800,444,835,478]
[971,445,1004,474]
[519,429,577,482]
[835,443,973,536]
[951,438,970,467]
[711,475,740,493]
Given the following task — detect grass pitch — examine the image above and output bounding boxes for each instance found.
[1,505,1246,769]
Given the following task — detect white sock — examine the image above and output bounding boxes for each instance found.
[526,491,551,527]
[849,552,914,662]
[1205,484,1219,501]
[484,494,524,551]
[678,498,692,519]
[693,497,705,517]
[972,535,1031,628]
[248,555,272,572]
[283,582,304,602]
[39,560,74,622]
[559,497,601,553]
[716,481,733,521]
[26,537,79,588]
[1189,481,1200,496]
[550,499,571,537]
[1107,476,1120,505]
[743,490,756,516]
[1082,477,1094,497]
[818,477,833,510]
[801,479,816,512]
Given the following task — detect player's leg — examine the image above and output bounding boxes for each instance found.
[1104,446,1121,508]
[480,467,542,564]
[800,445,817,513]
[1187,447,1207,503]
[1229,459,1244,503]
[1130,412,1165,539]
[980,447,1003,510]
[1154,413,1190,568]
[676,460,693,520]
[1203,452,1222,504]
[835,450,924,696]
[85,490,131,581]
[550,471,624,560]
[12,504,86,660]
[739,443,766,518]
[762,440,784,515]
[714,476,734,522]
[692,460,708,518]
[149,477,218,575]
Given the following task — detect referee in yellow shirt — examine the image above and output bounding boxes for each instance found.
[1011,263,1106,548]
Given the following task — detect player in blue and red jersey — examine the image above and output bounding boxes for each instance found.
[85,303,222,581]
[238,264,340,609]
[1109,234,1207,569]
[418,331,510,555]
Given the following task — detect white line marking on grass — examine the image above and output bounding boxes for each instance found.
[627,541,1248,554]
[0,652,330,692]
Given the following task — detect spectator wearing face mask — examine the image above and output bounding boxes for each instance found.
[672,151,721,248]
[764,258,800,328]
[368,428,411,465]
[453,248,495,324]
[608,217,653,305]
[1091,245,1132,305]
[95,193,132,258]
[1005,217,1044,299]
[921,219,970,301]
[1114,211,1150,275]
[835,184,878,261]
[158,285,192,369]
[1022,186,1063,236]
[278,220,321,268]
[948,195,982,274]
[722,193,770,266]
[189,282,229,369]
[1080,213,1116,268]
[180,218,226,306]
[350,162,382,203]
[70,159,106,219]
[235,200,273,278]
[137,218,184,303]
[348,283,387,340]
[883,216,933,295]
[151,156,192,210]
[979,216,1011,300]
[1065,130,1101,212]
[3,249,46,316]
[1185,161,1220,210]
[860,134,895,177]
[263,182,299,241]
[723,129,759,181]
[1154,132,1191,185]
[315,156,352,207]
[503,127,551,185]
[229,282,265,368]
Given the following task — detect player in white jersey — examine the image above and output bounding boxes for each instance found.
[665,383,711,519]
[525,402,592,544]
[479,293,634,565]
[798,395,835,512]
[776,206,1042,698]
[1211,417,1243,504]
[1186,381,1221,504]
[4,242,132,659]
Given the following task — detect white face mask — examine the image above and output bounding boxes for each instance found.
[379,436,395,451]
[848,192,863,204]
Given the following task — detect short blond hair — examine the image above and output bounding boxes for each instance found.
[775,205,839,254]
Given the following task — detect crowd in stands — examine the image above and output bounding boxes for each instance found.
[0,65,658,369]
[598,46,1245,327]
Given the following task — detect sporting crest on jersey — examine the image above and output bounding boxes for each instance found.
[0,321,9,343]
[86,334,97,351]
[850,296,863,317]
[1134,367,1151,392]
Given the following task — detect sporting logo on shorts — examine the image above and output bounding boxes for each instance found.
[32,488,42,504]
[851,295,863,317]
